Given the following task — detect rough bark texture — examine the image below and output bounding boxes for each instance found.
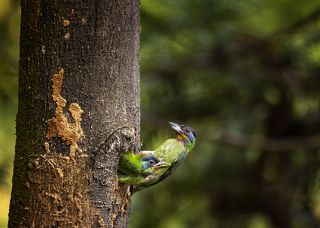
[9,0,140,227]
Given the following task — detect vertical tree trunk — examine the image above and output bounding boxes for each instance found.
[9,0,140,227]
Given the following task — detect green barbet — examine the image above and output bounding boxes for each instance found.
[118,122,196,192]
[118,151,170,186]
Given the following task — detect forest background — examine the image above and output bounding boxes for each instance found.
[1,0,320,227]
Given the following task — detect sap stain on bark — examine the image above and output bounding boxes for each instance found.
[63,19,70,27]
[47,68,84,156]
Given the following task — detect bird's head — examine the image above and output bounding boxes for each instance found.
[140,155,170,175]
[169,122,196,151]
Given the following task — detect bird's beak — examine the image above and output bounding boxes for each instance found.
[169,122,183,134]
[154,161,170,169]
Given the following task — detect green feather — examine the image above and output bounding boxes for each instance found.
[118,152,143,176]
[153,139,186,164]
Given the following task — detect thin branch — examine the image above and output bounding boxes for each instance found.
[209,130,320,152]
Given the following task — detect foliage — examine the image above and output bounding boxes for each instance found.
[135,0,320,227]
[1,0,320,227]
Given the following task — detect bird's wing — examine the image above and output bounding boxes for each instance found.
[154,139,185,163]
[153,150,187,183]
[136,150,154,157]
[118,153,141,176]
[144,140,187,188]
[118,174,144,185]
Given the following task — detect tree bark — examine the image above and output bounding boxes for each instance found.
[9,0,140,227]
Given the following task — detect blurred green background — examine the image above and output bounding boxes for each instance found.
[1,0,320,227]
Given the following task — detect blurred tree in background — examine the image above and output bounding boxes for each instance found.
[0,0,19,226]
[1,0,320,227]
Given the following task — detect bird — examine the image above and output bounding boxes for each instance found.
[118,151,170,187]
[118,122,196,192]
[138,122,196,190]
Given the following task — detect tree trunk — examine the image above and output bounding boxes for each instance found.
[9,0,140,227]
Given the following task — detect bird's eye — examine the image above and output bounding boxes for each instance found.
[149,160,156,165]
[185,128,191,133]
